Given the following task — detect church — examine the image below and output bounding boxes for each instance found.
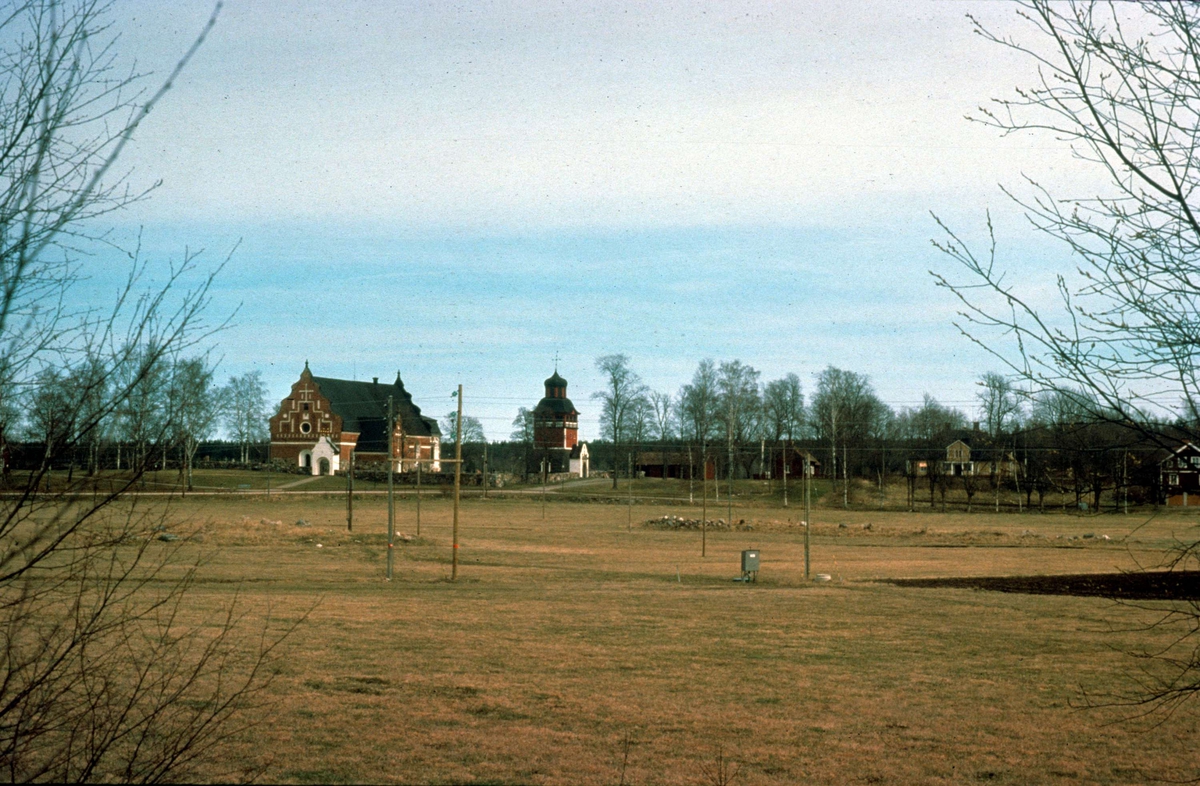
[269,363,441,475]
[532,370,589,477]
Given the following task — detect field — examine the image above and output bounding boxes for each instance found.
[118,475,1200,784]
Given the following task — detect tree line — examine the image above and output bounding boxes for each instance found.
[498,354,1175,509]
[2,355,268,489]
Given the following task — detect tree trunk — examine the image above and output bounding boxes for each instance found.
[843,443,848,509]
[611,441,619,490]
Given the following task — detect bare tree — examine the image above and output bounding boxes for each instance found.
[812,367,878,507]
[510,406,534,477]
[442,410,485,473]
[648,389,675,443]
[223,370,268,465]
[762,373,805,444]
[679,359,719,498]
[592,354,646,488]
[897,394,967,443]
[977,372,1020,439]
[933,0,1200,735]
[716,360,761,479]
[679,359,719,451]
[625,391,654,449]
[114,342,169,473]
[26,368,74,461]
[0,2,293,781]
[443,411,485,445]
[168,356,222,493]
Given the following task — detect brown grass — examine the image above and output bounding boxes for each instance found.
[133,490,1200,784]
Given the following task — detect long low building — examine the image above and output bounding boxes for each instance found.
[269,362,441,475]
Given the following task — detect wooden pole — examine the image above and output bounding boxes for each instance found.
[782,445,789,508]
[701,450,707,557]
[627,453,633,530]
[387,396,395,581]
[804,454,811,580]
[727,444,733,525]
[346,451,354,532]
[451,384,463,581]
[416,458,421,537]
[541,457,546,520]
[483,443,488,499]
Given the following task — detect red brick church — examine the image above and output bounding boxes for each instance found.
[269,362,441,475]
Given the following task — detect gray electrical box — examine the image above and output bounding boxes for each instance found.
[741,550,760,572]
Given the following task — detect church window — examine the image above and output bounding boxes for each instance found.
[300,422,311,434]
[302,403,310,412]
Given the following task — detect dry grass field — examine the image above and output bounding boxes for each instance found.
[128,482,1200,784]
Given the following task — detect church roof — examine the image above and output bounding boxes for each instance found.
[537,368,576,415]
[535,396,578,416]
[311,373,440,453]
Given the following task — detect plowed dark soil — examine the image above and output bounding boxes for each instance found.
[886,570,1200,600]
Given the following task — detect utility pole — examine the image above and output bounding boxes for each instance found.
[627,453,633,531]
[452,385,463,581]
[782,444,789,509]
[727,444,733,525]
[387,396,395,581]
[416,458,422,537]
[804,454,811,580]
[482,442,488,499]
[701,450,707,557]
[541,457,547,520]
[346,451,354,532]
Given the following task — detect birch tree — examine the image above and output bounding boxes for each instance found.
[223,370,269,465]
[716,360,761,478]
[592,354,646,488]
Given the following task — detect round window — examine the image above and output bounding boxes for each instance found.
[299,422,311,434]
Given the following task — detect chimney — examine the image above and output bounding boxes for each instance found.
[373,377,379,384]
[972,421,980,432]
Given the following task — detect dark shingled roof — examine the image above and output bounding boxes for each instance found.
[311,374,440,454]
[535,396,578,416]
[536,369,577,416]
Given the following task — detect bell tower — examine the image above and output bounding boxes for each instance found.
[533,370,579,472]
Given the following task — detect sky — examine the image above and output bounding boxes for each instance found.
[73,0,1104,439]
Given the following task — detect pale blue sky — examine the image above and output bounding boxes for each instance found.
[83,0,1096,438]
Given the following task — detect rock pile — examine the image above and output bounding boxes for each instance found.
[642,515,754,532]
